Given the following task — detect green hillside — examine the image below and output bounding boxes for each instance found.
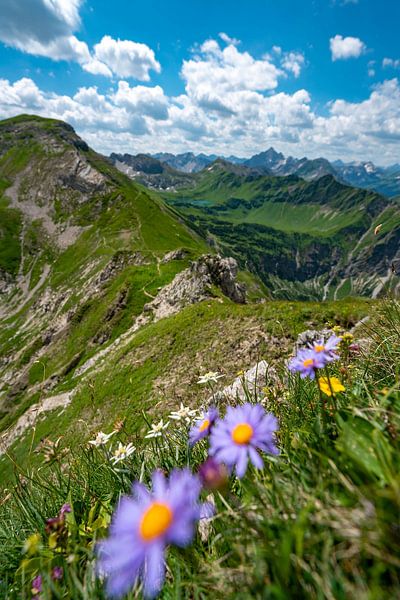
[162,162,400,299]
[0,116,209,440]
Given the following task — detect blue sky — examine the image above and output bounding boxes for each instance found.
[0,0,399,164]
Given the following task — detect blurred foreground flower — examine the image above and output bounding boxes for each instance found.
[52,566,64,581]
[189,407,218,446]
[97,469,206,598]
[289,334,340,379]
[210,403,279,478]
[318,377,345,396]
[197,371,223,385]
[309,334,340,362]
[31,575,42,599]
[23,533,41,555]
[45,503,71,535]
[169,403,198,423]
[198,457,229,490]
[88,431,116,447]
[288,349,323,379]
[145,419,169,439]
[111,442,136,465]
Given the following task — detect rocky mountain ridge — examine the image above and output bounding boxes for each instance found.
[126,147,400,197]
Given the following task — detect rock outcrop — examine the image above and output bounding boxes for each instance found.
[211,360,278,404]
[144,254,246,321]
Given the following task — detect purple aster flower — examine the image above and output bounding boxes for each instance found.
[288,348,325,379]
[198,457,229,490]
[209,403,279,479]
[309,334,340,363]
[189,407,218,446]
[97,468,205,599]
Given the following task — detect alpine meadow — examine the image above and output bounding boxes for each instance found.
[0,1,400,599]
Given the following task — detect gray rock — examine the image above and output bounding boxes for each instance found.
[161,249,188,263]
[211,360,278,404]
[144,254,246,321]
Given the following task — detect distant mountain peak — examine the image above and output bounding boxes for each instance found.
[141,146,400,197]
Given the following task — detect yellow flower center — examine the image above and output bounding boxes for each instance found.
[314,345,325,352]
[199,419,210,432]
[232,422,253,445]
[140,502,173,541]
[303,358,314,367]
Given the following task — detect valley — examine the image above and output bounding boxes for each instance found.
[160,161,400,300]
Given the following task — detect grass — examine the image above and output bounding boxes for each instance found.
[0,297,370,481]
[169,200,366,235]
[0,299,399,599]
[0,197,22,276]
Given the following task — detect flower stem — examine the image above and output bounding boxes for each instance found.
[324,366,337,410]
[315,369,326,414]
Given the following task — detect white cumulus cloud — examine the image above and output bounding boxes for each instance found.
[1,35,399,165]
[219,32,240,46]
[87,36,161,80]
[113,81,169,119]
[281,52,305,78]
[181,39,284,117]
[0,0,88,63]
[0,1,161,81]
[330,34,366,61]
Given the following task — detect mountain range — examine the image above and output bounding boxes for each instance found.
[112,147,400,198]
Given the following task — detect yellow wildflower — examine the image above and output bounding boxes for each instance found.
[341,332,354,342]
[331,325,343,335]
[23,533,41,555]
[318,377,345,396]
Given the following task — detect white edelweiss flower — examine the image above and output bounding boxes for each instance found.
[197,371,224,385]
[111,442,136,464]
[144,419,170,439]
[169,403,198,423]
[88,431,116,447]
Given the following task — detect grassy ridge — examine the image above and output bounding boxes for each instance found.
[0,116,213,454]
[0,297,370,482]
[0,300,398,599]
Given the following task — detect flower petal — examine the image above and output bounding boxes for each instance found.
[143,542,165,599]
